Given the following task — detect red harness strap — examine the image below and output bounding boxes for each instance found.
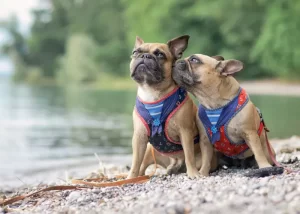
[210,122,265,157]
[207,89,264,157]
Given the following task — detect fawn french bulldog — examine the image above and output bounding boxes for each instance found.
[127,36,217,179]
[172,54,283,177]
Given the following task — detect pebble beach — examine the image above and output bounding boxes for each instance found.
[1,136,300,214]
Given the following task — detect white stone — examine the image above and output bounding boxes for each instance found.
[68,191,81,201]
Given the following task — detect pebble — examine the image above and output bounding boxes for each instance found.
[92,188,100,194]
[285,191,300,201]
[67,191,81,201]
[165,205,187,214]
[77,197,84,203]
[259,177,270,186]
[270,194,284,203]
[2,161,300,214]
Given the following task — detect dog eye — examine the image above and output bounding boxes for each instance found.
[189,57,201,63]
[157,53,164,58]
[154,52,165,58]
[132,50,138,56]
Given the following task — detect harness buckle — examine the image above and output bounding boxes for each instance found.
[211,125,218,134]
[153,118,161,126]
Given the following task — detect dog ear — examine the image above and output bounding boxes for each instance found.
[216,60,244,76]
[134,36,144,49]
[167,35,190,60]
[211,55,224,61]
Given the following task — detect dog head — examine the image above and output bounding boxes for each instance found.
[172,54,243,93]
[130,35,189,86]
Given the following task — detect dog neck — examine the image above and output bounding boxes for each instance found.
[137,79,177,103]
[193,76,240,109]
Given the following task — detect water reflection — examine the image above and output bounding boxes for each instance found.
[0,79,135,183]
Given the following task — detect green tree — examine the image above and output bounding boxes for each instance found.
[187,0,269,79]
[0,16,29,80]
[57,33,101,84]
[123,0,223,60]
[28,0,71,77]
[251,0,300,78]
[66,0,129,75]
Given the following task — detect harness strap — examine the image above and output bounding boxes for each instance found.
[258,122,264,136]
[136,87,183,137]
[264,127,293,174]
[199,88,242,144]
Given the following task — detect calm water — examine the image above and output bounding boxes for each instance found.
[0,78,299,184]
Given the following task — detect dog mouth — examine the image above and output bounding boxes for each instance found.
[131,61,149,77]
[173,63,197,88]
[131,59,164,85]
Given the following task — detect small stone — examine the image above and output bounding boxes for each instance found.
[280,147,294,154]
[285,182,296,192]
[68,191,81,202]
[205,193,214,202]
[123,196,133,201]
[259,177,270,186]
[165,205,187,214]
[85,196,92,201]
[237,188,246,195]
[92,188,101,194]
[151,177,157,182]
[285,191,300,201]
[258,187,268,196]
[270,194,284,203]
[77,197,84,203]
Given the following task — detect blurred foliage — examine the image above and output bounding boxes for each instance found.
[251,0,300,79]
[57,33,100,84]
[0,0,300,85]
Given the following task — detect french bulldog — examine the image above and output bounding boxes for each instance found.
[127,36,217,179]
[172,54,283,177]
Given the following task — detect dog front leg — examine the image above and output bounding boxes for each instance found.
[244,131,271,168]
[127,132,148,179]
[243,131,284,177]
[199,136,214,176]
[139,143,155,176]
[181,131,200,179]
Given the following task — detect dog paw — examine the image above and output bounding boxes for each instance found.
[187,169,201,179]
[244,166,284,178]
[166,165,181,175]
[199,169,209,177]
[166,167,175,175]
[126,173,138,179]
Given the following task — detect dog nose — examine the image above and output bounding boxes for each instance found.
[176,60,187,70]
[141,53,154,60]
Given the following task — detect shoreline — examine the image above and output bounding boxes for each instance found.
[4,77,300,96]
[240,80,300,97]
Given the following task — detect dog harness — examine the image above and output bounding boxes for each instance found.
[136,87,199,154]
[198,88,265,158]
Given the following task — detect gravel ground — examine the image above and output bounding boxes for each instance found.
[1,137,300,214]
[1,163,299,214]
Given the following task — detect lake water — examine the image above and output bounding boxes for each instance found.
[0,78,299,187]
